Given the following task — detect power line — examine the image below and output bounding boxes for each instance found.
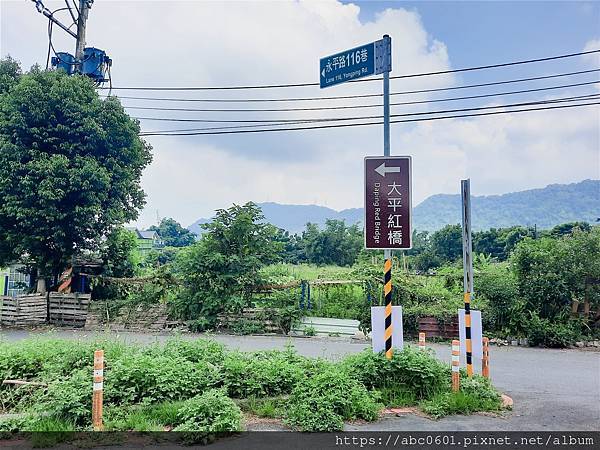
[101,49,600,91]
[138,94,600,135]
[100,68,600,103]
[138,102,600,136]
[121,79,600,113]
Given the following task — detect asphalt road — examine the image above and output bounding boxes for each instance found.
[1,329,599,431]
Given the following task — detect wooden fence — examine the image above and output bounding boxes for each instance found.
[0,294,47,326]
[48,293,91,327]
[0,293,91,327]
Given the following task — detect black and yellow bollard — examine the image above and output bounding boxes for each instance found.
[384,257,393,359]
[464,292,473,377]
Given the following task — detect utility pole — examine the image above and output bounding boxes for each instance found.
[461,179,474,377]
[75,0,91,73]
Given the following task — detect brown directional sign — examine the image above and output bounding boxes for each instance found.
[364,156,412,250]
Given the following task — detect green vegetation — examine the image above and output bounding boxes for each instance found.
[0,337,503,435]
[87,207,599,347]
[149,217,196,248]
[420,373,502,419]
[285,369,380,431]
[171,203,282,329]
[0,58,152,287]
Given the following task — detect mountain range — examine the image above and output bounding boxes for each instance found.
[188,179,599,234]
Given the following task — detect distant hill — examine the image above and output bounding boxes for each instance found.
[188,179,600,234]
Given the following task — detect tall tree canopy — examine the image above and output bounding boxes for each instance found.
[429,224,463,262]
[149,217,196,247]
[174,203,282,323]
[301,219,363,267]
[0,59,152,279]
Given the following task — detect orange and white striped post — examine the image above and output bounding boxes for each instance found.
[482,337,490,379]
[418,332,426,349]
[92,350,104,431]
[451,339,460,392]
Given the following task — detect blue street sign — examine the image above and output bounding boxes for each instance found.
[319,37,391,89]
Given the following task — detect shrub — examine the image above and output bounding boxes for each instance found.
[285,369,381,431]
[154,338,226,365]
[33,369,91,426]
[525,313,582,347]
[223,350,304,398]
[459,375,502,404]
[104,354,221,405]
[341,347,448,399]
[173,390,242,443]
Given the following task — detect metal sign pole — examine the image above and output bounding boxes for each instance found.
[461,179,474,376]
[382,34,393,359]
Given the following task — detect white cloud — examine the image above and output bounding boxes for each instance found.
[1,1,598,229]
[583,38,600,67]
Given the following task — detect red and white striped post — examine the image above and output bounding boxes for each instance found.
[482,337,490,379]
[418,332,426,349]
[451,340,460,392]
[92,350,104,431]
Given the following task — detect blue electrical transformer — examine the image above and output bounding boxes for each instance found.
[82,47,112,82]
[51,52,76,75]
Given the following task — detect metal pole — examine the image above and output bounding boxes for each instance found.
[461,179,474,376]
[75,0,90,73]
[383,35,390,158]
[383,34,393,359]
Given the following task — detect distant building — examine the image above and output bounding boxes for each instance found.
[128,228,164,259]
[0,265,31,297]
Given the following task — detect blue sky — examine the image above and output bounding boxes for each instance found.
[2,1,599,227]
[350,1,599,66]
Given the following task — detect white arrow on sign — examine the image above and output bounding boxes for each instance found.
[321,68,326,78]
[375,162,401,177]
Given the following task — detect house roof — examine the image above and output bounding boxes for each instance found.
[138,230,158,240]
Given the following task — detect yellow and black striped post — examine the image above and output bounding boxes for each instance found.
[384,256,393,359]
[464,292,473,376]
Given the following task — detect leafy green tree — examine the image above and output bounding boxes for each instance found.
[429,224,463,262]
[550,221,591,237]
[410,249,442,272]
[149,217,196,247]
[100,228,140,278]
[473,228,503,260]
[144,247,181,267]
[0,55,21,94]
[511,227,600,319]
[0,61,152,287]
[173,203,282,325]
[301,219,362,266]
[502,226,533,257]
[273,228,306,264]
[405,230,429,256]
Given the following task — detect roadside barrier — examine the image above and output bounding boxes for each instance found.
[92,350,104,431]
[418,332,426,349]
[452,339,460,392]
[482,337,490,379]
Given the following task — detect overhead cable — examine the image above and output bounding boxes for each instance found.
[101,49,600,91]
